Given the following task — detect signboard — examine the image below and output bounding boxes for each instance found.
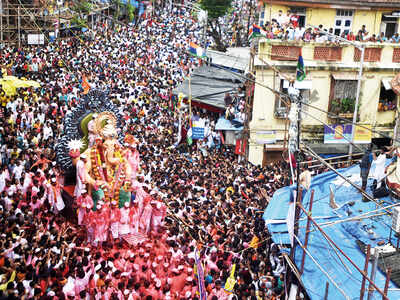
[324,124,371,144]
[27,34,45,45]
[192,118,205,140]
[255,130,276,144]
[192,127,204,139]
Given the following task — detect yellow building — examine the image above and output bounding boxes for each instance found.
[249,40,400,166]
[259,0,400,38]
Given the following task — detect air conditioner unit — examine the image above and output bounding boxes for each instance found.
[392,206,400,233]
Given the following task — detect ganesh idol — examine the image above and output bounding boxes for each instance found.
[70,111,133,209]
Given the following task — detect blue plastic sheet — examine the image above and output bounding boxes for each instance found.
[264,163,400,300]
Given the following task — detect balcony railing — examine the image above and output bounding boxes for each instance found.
[258,40,400,64]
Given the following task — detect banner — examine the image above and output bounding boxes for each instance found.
[194,250,207,300]
[255,131,276,144]
[324,124,371,144]
[192,118,205,140]
[224,264,236,294]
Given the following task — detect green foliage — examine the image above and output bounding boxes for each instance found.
[71,0,93,15]
[111,0,124,19]
[127,3,135,22]
[331,98,356,113]
[71,15,88,28]
[199,0,232,19]
[70,0,93,28]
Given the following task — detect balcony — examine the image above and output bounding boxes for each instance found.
[257,40,400,67]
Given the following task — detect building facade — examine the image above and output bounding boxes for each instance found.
[249,20,400,165]
[259,0,400,38]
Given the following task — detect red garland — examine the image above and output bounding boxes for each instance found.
[97,145,108,182]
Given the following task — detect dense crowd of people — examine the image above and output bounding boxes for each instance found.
[0,5,301,300]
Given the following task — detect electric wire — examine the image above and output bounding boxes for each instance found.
[302,101,400,145]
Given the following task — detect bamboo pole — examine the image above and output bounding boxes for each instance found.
[298,203,389,300]
[300,189,314,274]
[324,282,329,300]
[383,268,392,300]
[188,75,192,126]
[360,244,371,300]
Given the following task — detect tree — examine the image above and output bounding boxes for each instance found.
[70,0,93,28]
[111,0,124,21]
[126,2,135,23]
[199,0,232,52]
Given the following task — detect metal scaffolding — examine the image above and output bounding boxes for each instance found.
[0,0,58,46]
[0,0,111,46]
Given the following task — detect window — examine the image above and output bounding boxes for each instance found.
[329,76,357,115]
[275,79,288,118]
[290,7,306,28]
[275,79,310,118]
[378,80,397,111]
[336,9,353,17]
[381,15,398,38]
[334,9,354,36]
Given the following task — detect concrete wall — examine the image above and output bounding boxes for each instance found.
[263,4,395,35]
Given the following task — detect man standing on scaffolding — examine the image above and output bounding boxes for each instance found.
[360,146,376,202]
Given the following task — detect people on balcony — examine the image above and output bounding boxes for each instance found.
[262,13,396,44]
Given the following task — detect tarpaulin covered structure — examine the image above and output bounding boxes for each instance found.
[173,65,245,110]
[263,163,400,300]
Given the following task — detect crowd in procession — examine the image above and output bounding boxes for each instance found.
[0,4,305,300]
[260,9,400,43]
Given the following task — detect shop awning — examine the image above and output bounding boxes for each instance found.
[332,73,358,80]
[382,77,393,90]
[173,65,245,109]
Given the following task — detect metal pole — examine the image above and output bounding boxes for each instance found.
[189,75,192,123]
[0,0,3,44]
[300,189,315,274]
[58,3,60,34]
[383,268,392,300]
[202,10,207,50]
[291,94,303,256]
[298,201,388,299]
[17,6,20,48]
[349,44,364,158]
[324,282,329,300]
[360,244,371,300]
[367,250,379,300]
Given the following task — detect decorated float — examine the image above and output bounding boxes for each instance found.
[56,90,166,244]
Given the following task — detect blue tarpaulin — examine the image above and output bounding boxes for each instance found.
[264,162,400,300]
[215,117,243,131]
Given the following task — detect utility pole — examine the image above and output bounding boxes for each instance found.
[244,48,255,161]
[288,86,302,260]
[17,6,20,48]
[0,0,3,44]
[349,44,365,158]
[202,10,207,51]
[308,25,365,158]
